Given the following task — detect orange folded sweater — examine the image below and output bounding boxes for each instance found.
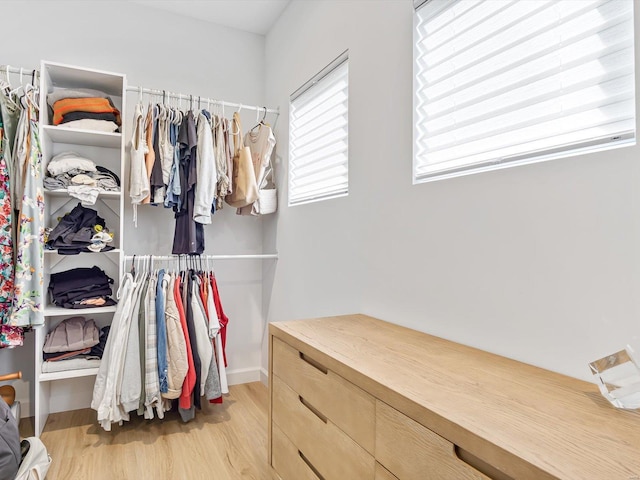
[52,97,121,126]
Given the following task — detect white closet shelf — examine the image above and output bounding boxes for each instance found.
[39,367,99,382]
[43,305,117,317]
[44,189,121,198]
[42,124,121,148]
[44,248,122,255]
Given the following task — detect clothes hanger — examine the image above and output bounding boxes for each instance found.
[3,65,10,88]
[250,106,268,133]
[24,84,39,112]
[9,67,24,97]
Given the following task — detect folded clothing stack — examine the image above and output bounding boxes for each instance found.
[46,203,114,254]
[42,317,110,371]
[48,266,116,309]
[44,152,120,205]
[47,87,121,133]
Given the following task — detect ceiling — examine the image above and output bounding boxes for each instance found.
[131,0,291,35]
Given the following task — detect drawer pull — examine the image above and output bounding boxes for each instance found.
[299,395,328,423]
[299,450,325,480]
[454,446,513,480]
[300,352,328,374]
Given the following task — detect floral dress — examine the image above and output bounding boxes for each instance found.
[0,110,14,325]
[10,90,44,327]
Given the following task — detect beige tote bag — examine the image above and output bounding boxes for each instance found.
[225,112,259,208]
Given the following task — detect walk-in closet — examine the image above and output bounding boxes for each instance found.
[2,1,640,479]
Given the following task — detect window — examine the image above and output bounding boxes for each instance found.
[413,0,635,183]
[289,52,349,205]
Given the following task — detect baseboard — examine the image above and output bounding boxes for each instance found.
[259,368,268,386]
[226,367,262,385]
[17,400,31,419]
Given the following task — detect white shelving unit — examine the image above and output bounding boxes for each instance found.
[34,61,126,436]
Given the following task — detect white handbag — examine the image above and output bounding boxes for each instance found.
[255,157,277,215]
[14,437,52,480]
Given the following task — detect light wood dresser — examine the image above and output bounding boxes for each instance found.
[268,314,640,480]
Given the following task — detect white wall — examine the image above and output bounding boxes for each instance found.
[264,0,640,382]
[1,0,267,415]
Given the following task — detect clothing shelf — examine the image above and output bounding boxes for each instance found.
[44,189,121,198]
[42,305,118,317]
[41,125,121,148]
[39,368,100,383]
[44,248,122,255]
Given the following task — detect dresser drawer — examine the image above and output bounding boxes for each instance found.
[272,337,375,453]
[272,423,320,480]
[272,374,375,480]
[376,401,491,480]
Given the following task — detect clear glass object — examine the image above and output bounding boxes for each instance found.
[589,345,640,409]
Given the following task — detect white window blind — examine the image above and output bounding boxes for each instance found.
[289,53,349,205]
[413,0,635,183]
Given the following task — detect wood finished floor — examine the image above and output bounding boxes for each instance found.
[19,382,278,480]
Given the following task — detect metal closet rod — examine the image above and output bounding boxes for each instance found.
[1,65,39,78]
[126,85,279,115]
[123,254,278,260]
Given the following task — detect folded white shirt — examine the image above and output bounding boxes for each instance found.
[56,119,119,133]
[47,152,97,176]
[68,185,100,206]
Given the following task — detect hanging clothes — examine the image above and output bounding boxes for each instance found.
[163,272,187,400]
[193,110,216,224]
[150,105,164,205]
[92,272,137,431]
[175,273,196,417]
[10,88,44,328]
[129,102,149,225]
[172,111,204,255]
[237,123,276,216]
[213,115,230,210]
[0,98,14,324]
[164,111,182,210]
[142,105,155,205]
[92,257,229,431]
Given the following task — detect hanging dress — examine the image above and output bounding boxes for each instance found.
[128,102,149,226]
[214,115,230,210]
[0,102,14,324]
[10,90,44,327]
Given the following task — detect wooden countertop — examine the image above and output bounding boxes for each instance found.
[270,314,640,480]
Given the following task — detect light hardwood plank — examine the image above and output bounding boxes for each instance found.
[32,382,277,480]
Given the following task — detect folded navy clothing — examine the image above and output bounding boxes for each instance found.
[43,348,92,362]
[46,203,115,255]
[60,112,119,124]
[47,203,105,248]
[61,297,117,309]
[48,266,115,308]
